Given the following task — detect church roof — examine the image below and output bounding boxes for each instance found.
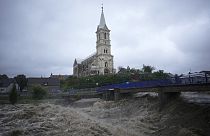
[83,52,96,61]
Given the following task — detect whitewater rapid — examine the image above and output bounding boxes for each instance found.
[0,92,210,136]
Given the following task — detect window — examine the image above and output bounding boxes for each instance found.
[104,49,108,54]
[0,88,5,92]
[104,33,106,39]
[105,62,108,67]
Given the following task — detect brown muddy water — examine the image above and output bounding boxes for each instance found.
[0,93,210,136]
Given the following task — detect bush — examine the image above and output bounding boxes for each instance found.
[32,86,47,99]
[9,84,18,104]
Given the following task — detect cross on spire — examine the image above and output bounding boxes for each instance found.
[101,3,103,12]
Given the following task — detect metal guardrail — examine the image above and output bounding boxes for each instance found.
[96,79,210,92]
[97,79,172,92]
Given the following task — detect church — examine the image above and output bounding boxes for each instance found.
[73,7,115,77]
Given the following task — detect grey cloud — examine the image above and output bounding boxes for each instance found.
[0,0,210,77]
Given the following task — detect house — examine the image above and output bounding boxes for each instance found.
[27,77,60,92]
[50,73,69,80]
[0,78,17,93]
[180,71,210,84]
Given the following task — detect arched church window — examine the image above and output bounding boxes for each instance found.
[104,33,106,39]
[105,62,108,67]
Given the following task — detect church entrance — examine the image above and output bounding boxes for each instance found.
[104,68,110,74]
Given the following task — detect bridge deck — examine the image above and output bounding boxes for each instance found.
[117,83,210,93]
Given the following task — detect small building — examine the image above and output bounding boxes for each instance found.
[0,78,18,93]
[50,73,69,80]
[180,71,210,84]
[27,77,60,92]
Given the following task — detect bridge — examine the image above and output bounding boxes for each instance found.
[97,80,210,109]
[66,80,210,109]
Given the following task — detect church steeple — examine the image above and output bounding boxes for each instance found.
[96,4,111,56]
[98,5,108,30]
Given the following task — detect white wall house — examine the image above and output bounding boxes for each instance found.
[180,71,210,84]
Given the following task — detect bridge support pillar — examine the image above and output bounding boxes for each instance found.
[158,91,180,110]
[114,89,133,101]
[102,90,115,101]
[114,90,121,101]
[102,89,134,101]
[102,89,122,101]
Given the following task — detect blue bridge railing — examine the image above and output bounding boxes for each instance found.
[96,79,173,92]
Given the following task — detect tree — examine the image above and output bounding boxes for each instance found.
[15,75,27,91]
[0,74,8,80]
[153,70,169,79]
[32,85,47,99]
[142,65,155,73]
[127,66,130,71]
[9,84,18,105]
[118,66,127,74]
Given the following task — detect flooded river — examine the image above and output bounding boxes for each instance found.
[0,93,210,136]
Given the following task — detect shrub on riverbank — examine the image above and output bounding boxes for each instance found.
[32,85,47,99]
[9,84,18,104]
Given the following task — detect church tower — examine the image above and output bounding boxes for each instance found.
[73,6,115,77]
[96,6,114,75]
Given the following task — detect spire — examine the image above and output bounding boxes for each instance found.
[101,3,103,12]
[73,58,77,66]
[98,4,107,29]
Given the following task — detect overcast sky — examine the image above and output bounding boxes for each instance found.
[0,0,210,77]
